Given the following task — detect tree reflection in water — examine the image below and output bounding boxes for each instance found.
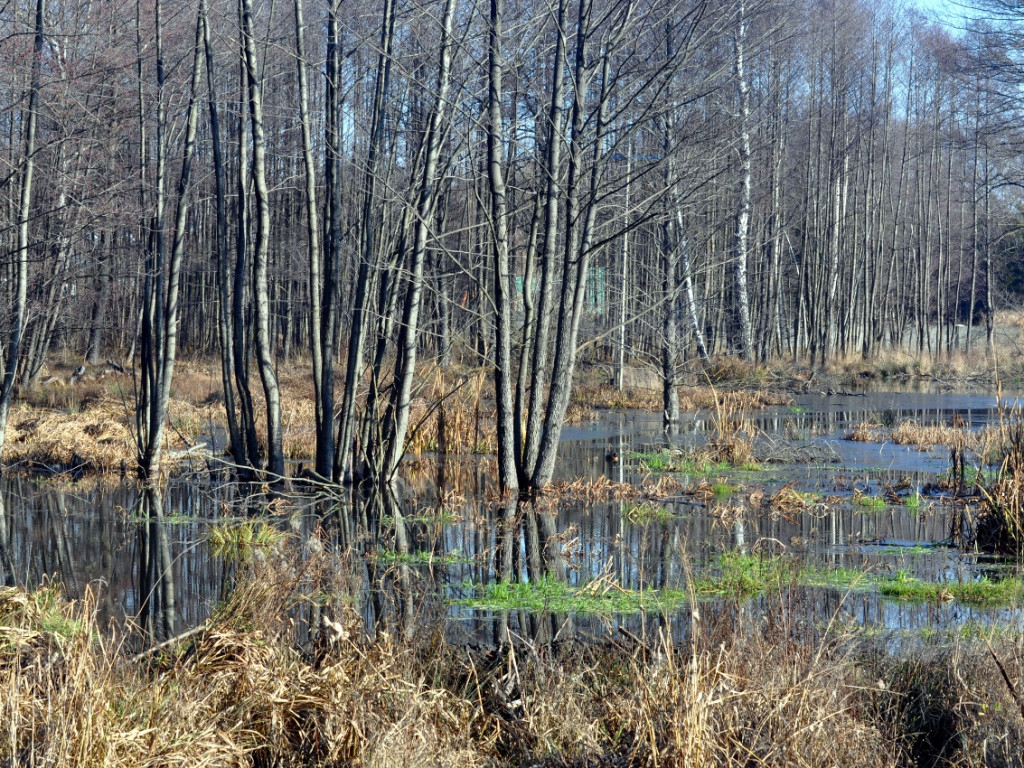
[136,486,176,642]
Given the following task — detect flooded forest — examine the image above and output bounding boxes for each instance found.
[3,0,1024,765]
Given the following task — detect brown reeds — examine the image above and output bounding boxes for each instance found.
[406,371,497,457]
[707,387,757,467]
[5,553,1024,767]
[846,421,879,442]
[975,404,1024,555]
[571,380,790,415]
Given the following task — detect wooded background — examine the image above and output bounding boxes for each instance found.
[1,0,1022,489]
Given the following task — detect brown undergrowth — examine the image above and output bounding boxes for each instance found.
[974,403,1024,556]
[574,382,790,414]
[845,417,1002,453]
[5,558,1024,767]
[6,357,797,474]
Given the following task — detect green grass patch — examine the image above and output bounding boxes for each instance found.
[629,449,675,471]
[456,555,1024,617]
[711,480,734,496]
[377,549,473,567]
[209,520,284,563]
[381,509,459,527]
[877,571,1024,603]
[853,494,887,511]
[458,576,689,614]
[696,552,794,596]
[628,451,763,476]
[622,501,673,523]
[800,565,872,590]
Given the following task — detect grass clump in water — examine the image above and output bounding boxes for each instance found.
[711,479,734,497]
[459,576,688,614]
[853,492,887,511]
[696,552,793,597]
[878,571,1024,603]
[630,449,676,471]
[622,501,673,523]
[378,548,473,567]
[208,520,284,563]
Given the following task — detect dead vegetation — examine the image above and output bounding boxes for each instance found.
[4,556,1023,768]
[974,407,1024,556]
[5,358,795,475]
[574,381,790,415]
[845,417,1000,452]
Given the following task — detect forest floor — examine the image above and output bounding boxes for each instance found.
[2,342,1022,475]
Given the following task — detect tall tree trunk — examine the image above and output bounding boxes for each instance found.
[138,0,204,481]
[240,0,284,479]
[334,0,396,482]
[733,0,754,360]
[296,0,332,479]
[0,0,43,453]
[202,0,244,468]
[487,0,520,495]
[382,0,456,480]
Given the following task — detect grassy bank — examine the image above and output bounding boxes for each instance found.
[3,555,1023,767]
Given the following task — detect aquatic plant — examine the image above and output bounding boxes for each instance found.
[853,491,887,511]
[703,552,792,596]
[768,483,820,514]
[4,556,1024,767]
[622,501,673,523]
[631,448,675,471]
[845,421,878,442]
[711,479,734,497]
[877,571,1024,604]
[973,404,1024,556]
[208,520,284,563]
[706,386,758,467]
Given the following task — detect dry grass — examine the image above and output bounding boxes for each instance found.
[573,382,790,414]
[845,417,1001,454]
[7,358,796,475]
[4,545,1024,767]
[975,407,1024,555]
[846,421,880,442]
[0,548,490,768]
[890,420,975,450]
[3,401,136,471]
[406,371,497,457]
[706,392,757,467]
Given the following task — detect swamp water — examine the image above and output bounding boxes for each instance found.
[1,390,1021,644]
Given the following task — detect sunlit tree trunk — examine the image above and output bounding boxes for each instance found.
[240,0,284,479]
[0,0,43,455]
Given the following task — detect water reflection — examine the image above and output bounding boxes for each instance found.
[137,487,176,641]
[0,390,1021,643]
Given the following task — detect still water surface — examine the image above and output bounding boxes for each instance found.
[1,390,1020,640]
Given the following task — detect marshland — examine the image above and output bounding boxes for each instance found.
[5,0,1024,764]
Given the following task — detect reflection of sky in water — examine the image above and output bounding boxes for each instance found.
[2,390,1022,638]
